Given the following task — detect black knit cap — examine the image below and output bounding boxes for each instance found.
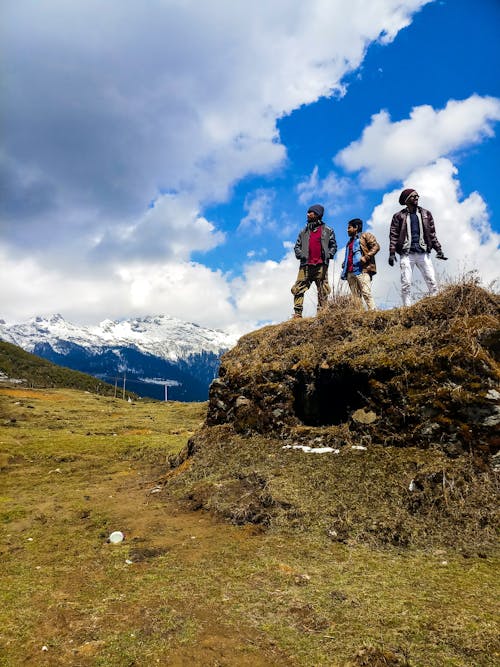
[307,204,324,219]
[399,189,418,206]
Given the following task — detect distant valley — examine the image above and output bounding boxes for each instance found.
[0,314,238,401]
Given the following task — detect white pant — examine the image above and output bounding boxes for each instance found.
[400,252,437,306]
[347,272,376,310]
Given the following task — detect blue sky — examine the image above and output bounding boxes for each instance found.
[2,0,499,334]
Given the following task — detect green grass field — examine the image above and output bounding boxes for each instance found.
[1,386,498,666]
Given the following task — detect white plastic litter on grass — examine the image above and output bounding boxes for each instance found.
[351,445,367,451]
[282,445,340,454]
[108,531,124,544]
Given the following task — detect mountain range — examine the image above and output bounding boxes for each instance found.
[0,314,238,401]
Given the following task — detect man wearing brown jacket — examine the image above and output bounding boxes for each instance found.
[340,218,380,310]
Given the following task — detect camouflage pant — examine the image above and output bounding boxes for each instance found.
[291,264,330,314]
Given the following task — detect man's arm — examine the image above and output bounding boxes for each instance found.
[388,214,401,266]
[426,210,444,255]
[328,228,337,258]
[388,214,401,256]
[361,232,380,258]
[294,230,304,260]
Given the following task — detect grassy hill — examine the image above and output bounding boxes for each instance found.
[0,385,498,665]
[0,340,136,399]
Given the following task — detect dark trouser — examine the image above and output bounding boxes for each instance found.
[291,264,330,315]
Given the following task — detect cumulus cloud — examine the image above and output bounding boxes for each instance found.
[0,248,128,324]
[335,95,500,187]
[297,166,354,205]
[2,1,430,245]
[1,0,438,327]
[238,190,276,234]
[231,250,297,323]
[90,194,225,263]
[362,159,500,307]
[0,246,237,328]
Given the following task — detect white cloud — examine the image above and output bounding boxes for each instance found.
[239,190,276,234]
[115,262,237,327]
[90,193,225,263]
[1,0,440,327]
[363,159,500,307]
[335,95,500,187]
[3,160,495,331]
[297,166,354,207]
[232,251,297,323]
[0,246,237,328]
[0,249,127,325]
[3,1,430,246]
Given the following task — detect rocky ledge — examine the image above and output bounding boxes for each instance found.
[207,282,499,460]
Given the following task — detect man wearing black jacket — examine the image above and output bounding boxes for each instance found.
[389,189,447,306]
[292,204,337,318]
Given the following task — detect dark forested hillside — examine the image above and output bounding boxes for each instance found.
[0,341,135,398]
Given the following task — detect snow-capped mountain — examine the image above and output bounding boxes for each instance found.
[0,314,238,401]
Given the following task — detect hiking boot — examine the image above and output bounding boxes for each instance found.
[292,312,302,319]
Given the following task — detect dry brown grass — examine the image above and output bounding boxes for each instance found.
[166,425,499,553]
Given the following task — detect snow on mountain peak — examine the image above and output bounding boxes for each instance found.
[0,313,238,362]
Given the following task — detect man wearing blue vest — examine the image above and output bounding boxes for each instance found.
[340,218,380,310]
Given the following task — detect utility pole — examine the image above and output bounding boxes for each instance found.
[122,372,126,400]
[164,383,168,402]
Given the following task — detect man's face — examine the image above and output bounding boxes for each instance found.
[347,224,357,237]
[407,193,419,206]
[307,211,319,222]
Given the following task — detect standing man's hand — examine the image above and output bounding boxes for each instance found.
[388,254,396,266]
[436,251,448,260]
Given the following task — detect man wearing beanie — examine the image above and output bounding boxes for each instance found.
[389,189,447,306]
[291,204,337,318]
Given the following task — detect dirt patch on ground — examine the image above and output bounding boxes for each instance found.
[1,423,291,665]
[0,386,66,401]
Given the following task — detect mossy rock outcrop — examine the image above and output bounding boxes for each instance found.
[167,283,499,551]
[208,283,499,459]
